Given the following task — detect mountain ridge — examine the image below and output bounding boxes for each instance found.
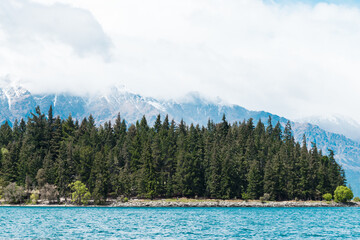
[1,83,360,196]
[298,115,360,143]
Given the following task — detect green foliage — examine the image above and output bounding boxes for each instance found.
[0,122,13,146]
[83,192,91,205]
[334,186,353,203]
[68,181,91,205]
[1,148,9,155]
[30,193,39,204]
[0,106,347,202]
[353,197,360,202]
[0,177,6,199]
[36,169,46,187]
[322,193,332,201]
[247,159,262,199]
[242,193,250,202]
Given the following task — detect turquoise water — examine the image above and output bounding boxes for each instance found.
[0,207,359,239]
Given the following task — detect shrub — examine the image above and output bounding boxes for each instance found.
[82,192,91,205]
[263,193,271,201]
[242,193,250,202]
[334,186,353,203]
[40,184,59,203]
[1,148,9,155]
[322,193,332,201]
[3,183,26,204]
[68,181,91,205]
[353,197,360,202]
[30,193,39,204]
[259,197,265,203]
[123,197,129,203]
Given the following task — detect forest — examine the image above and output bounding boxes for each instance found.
[0,106,346,203]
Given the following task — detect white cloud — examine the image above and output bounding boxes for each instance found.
[1,0,360,122]
[0,0,112,58]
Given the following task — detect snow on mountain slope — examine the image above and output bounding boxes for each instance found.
[0,83,360,196]
[34,93,87,120]
[298,115,360,143]
[85,85,168,124]
[0,84,36,122]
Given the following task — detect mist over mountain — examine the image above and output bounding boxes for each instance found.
[1,83,360,196]
[298,115,360,143]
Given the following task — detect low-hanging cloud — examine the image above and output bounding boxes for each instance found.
[0,0,360,122]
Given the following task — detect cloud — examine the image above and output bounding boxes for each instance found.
[0,0,360,122]
[0,0,112,58]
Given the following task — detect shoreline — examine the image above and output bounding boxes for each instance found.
[1,199,360,207]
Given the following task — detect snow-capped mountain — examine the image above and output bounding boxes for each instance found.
[0,83,36,121]
[1,83,360,196]
[298,115,360,143]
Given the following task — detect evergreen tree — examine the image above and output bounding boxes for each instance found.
[0,121,13,147]
[0,107,347,202]
[142,140,158,199]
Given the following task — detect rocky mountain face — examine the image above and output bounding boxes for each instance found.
[1,84,360,196]
[298,115,360,143]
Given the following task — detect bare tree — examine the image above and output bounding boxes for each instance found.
[40,184,59,203]
[3,183,26,203]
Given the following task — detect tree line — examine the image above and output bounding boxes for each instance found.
[0,106,346,203]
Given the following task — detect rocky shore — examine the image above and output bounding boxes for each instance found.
[2,199,360,207]
[109,199,360,207]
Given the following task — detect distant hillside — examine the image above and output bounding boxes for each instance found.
[298,115,360,143]
[1,83,360,196]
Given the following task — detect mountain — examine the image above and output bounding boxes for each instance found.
[0,83,36,121]
[1,83,360,196]
[298,115,360,143]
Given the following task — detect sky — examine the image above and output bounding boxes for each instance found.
[0,0,360,122]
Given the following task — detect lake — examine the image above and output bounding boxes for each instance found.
[0,207,359,239]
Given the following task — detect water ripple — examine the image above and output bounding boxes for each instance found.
[0,207,359,239]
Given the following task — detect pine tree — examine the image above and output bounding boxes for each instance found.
[0,121,13,147]
[153,114,162,133]
[0,107,347,202]
[142,140,158,199]
[1,143,18,182]
[90,150,110,203]
[247,159,262,199]
[207,141,222,198]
